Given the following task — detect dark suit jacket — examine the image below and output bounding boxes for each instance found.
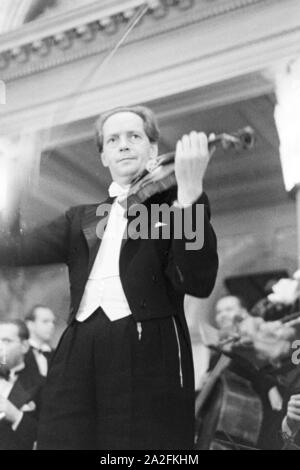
[0,366,44,450]
[0,190,218,335]
[25,347,53,379]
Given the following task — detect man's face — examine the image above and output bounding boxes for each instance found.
[215,296,248,330]
[100,112,158,185]
[29,308,56,343]
[0,324,27,369]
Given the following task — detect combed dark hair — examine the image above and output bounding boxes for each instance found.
[0,319,29,341]
[25,304,50,322]
[95,105,160,153]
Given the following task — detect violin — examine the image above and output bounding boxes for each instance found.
[194,310,300,450]
[206,310,300,375]
[120,126,255,209]
[194,344,264,450]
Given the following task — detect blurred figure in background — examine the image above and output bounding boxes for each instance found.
[25,305,55,377]
[0,319,43,449]
[281,391,300,449]
[215,295,249,341]
[264,270,300,449]
[195,294,288,449]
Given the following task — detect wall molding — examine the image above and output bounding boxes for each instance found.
[1,0,300,136]
[0,0,266,81]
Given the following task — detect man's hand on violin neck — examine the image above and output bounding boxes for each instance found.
[175,131,211,206]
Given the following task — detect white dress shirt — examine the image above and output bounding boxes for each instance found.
[76,182,133,322]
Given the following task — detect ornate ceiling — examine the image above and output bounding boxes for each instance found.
[0,0,91,33]
[1,0,300,222]
[0,0,265,80]
[0,0,33,34]
[26,0,96,22]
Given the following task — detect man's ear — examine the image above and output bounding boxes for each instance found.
[149,143,158,160]
[21,340,29,355]
[100,152,108,168]
[26,320,33,334]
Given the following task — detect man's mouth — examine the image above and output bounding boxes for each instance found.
[118,156,136,163]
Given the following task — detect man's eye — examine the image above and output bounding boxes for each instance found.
[131,134,141,140]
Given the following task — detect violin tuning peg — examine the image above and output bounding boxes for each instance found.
[238,126,256,150]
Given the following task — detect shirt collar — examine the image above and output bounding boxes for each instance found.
[29,339,52,353]
[108,182,130,199]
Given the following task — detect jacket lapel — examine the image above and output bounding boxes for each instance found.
[81,198,114,274]
[120,198,153,252]
[120,204,142,253]
[8,380,31,409]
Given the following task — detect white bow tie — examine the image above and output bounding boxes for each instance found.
[108,182,130,199]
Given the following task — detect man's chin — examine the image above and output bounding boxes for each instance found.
[117,167,140,179]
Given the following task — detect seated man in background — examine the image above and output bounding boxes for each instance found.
[281,391,300,449]
[25,305,55,377]
[194,295,248,391]
[196,294,286,449]
[0,319,44,450]
[215,295,250,340]
[230,274,300,449]
[264,271,300,449]
[215,293,296,366]
[215,295,249,328]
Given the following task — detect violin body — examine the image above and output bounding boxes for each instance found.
[120,127,255,209]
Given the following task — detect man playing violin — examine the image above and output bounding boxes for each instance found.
[0,105,218,449]
[234,271,300,449]
[264,271,300,448]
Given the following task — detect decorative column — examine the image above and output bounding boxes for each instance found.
[0,132,42,228]
[274,58,300,267]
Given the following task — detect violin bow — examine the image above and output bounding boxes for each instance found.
[16,2,152,220]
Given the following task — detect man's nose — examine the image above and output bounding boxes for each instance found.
[119,135,130,150]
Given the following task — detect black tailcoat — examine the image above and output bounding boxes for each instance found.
[0,189,218,449]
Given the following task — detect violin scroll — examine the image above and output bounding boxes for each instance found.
[209,126,255,151]
[122,126,256,209]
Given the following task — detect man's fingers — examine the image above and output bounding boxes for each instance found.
[181,134,190,154]
[291,394,300,400]
[287,410,300,421]
[176,140,183,158]
[288,401,300,410]
[189,131,208,154]
[289,398,300,406]
[288,405,300,416]
[189,131,199,155]
[197,132,209,156]
[177,132,209,158]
